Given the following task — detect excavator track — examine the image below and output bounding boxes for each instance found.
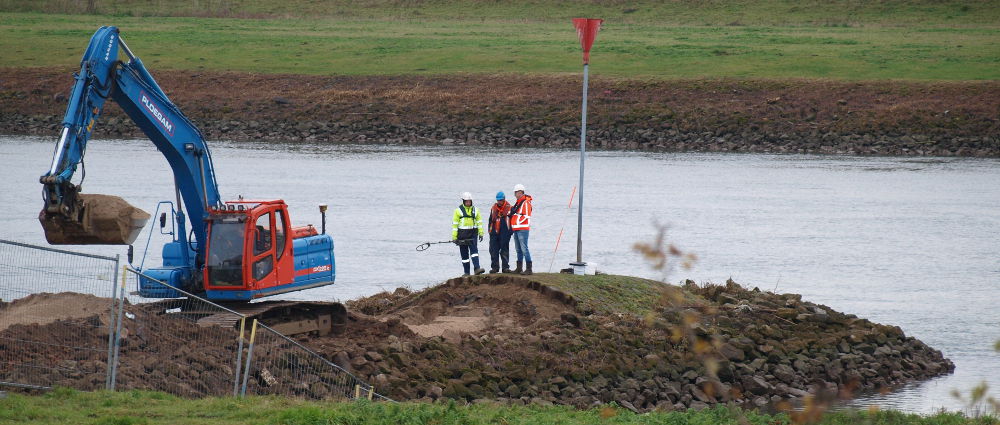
[144,299,348,337]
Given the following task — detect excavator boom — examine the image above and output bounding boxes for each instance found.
[40,27,153,245]
[41,27,221,246]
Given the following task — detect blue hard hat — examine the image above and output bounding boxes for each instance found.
[496,191,505,200]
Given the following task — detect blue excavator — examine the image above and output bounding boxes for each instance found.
[39,26,345,335]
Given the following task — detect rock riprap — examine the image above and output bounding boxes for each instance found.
[318,274,954,411]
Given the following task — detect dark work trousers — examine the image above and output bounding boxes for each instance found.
[489,231,512,270]
[459,243,481,274]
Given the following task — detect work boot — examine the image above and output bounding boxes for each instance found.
[521,261,533,275]
[475,267,486,275]
[490,267,499,274]
[501,267,512,273]
[513,261,522,274]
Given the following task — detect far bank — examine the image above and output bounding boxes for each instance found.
[1,68,997,157]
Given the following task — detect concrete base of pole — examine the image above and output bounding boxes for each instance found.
[569,262,596,275]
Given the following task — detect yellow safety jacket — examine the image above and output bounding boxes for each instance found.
[452,204,484,241]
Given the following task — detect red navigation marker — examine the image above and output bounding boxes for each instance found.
[572,18,603,64]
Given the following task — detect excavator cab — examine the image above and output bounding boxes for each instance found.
[204,200,295,298]
[201,199,334,302]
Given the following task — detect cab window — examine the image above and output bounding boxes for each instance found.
[253,213,272,255]
[253,256,273,280]
[207,221,245,286]
[276,212,287,260]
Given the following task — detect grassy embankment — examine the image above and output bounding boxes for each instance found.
[0,0,997,80]
[2,388,997,425]
[5,0,999,24]
[514,273,708,316]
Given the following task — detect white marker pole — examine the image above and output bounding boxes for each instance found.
[576,63,588,265]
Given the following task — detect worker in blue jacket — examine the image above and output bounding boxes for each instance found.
[452,192,486,276]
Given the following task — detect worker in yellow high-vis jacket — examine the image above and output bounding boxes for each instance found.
[452,192,486,276]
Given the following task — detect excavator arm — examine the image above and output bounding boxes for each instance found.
[40,26,221,251]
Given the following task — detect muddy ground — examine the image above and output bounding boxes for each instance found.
[1,68,997,156]
[0,293,242,396]
[0,275,954,411]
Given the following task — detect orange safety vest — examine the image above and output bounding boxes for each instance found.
[509,195,533,231]
[490,201,512,234]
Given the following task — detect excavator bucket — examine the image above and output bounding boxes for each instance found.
[39,194,150,245]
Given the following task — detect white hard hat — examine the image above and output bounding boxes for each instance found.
[513,184,525,192]
[461,192,473,201]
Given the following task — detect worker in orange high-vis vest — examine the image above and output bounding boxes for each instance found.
[509,183,533,275]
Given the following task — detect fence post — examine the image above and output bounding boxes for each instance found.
[109,266,129,391]
[104,254,121,390]
[239,319,259,397]
[232,317,246,397]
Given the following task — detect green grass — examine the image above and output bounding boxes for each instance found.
[514,273,689,316]
[1,388,997,425]
[1,12,997,80]
[2,0,999,26]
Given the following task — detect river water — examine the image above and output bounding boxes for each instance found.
[1,136,998,413]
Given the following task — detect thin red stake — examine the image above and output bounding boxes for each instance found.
[552,229,565,259]
[548,186,578,272]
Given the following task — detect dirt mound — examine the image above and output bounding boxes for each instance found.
[384,276,574,340]
[314,275,578,356]
[0,292,114,332]
[0,299,244,395]
[343,276,578,342]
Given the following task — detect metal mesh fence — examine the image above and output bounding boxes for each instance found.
[111,267,245,397]
[0,240,391,400]
[0,239,119,391]
[242,322,392,401]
